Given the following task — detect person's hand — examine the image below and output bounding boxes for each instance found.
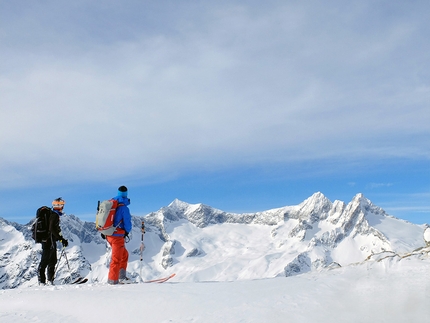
[61,238,69,247]
[101,233,106,240]
[124,231,129,238]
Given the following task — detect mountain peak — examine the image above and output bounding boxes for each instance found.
[352,193,367,203]
[295,192,332,220]
[303,192,331,204]
[311,191,326,199]
[168,199,191,210]
[350,193,377,212]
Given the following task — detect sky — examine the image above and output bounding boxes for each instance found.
[0,0,429,224]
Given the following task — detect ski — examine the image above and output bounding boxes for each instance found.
[144,273,176,284]
[118,278,138,284]
[71,277,88,284]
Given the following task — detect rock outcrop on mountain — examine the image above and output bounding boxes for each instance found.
[0,193,427,289]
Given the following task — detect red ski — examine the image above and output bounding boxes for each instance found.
[144,273,176,284]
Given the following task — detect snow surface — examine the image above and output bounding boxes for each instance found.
[1,254,430,323]
[424,227,430,243]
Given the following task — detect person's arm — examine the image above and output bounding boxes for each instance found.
[49,212,68,246]
[49,213,62,241]
[123,207,132,233]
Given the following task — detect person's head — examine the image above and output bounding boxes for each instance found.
[52,197,65,211]
[118,185,128,198]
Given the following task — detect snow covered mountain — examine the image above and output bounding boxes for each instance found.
[0,192,428,290]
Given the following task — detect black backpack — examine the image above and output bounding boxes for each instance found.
[31,206,51,243]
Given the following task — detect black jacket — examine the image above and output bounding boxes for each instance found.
[42,210,64,249]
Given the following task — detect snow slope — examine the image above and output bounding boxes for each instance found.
[1,251,430,323]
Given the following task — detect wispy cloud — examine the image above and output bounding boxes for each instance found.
[367,183,394,189]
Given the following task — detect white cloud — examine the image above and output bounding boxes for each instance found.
[1,1,429,188]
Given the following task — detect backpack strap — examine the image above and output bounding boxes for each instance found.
[112,203,126,236]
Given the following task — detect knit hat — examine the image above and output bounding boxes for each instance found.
[118,186,128,197]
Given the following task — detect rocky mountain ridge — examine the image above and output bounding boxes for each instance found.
[0,192,428,289]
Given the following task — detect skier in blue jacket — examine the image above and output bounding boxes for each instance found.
[112,194,132,237]
[106,186,133,284]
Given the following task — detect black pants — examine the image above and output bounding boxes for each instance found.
[38,243,57,283]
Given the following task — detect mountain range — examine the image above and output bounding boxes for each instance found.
[1,192,429,290]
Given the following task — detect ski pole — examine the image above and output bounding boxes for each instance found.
[61,247,78,283]
[62,247,71,272]
[140,220,145,261]
[62,247,87,284]
[140,221,145,282]
[53,246,65,277]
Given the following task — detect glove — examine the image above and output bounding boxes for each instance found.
[124,231,129,238]
[101,233,106,240]
[61,238,68,247]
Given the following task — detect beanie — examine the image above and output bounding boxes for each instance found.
[118,185,128,197]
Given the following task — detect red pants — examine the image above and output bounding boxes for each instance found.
[107,236,129,282]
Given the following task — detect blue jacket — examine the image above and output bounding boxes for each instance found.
[112,196,132,236]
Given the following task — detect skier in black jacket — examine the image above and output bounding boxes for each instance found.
[37,198,69,285]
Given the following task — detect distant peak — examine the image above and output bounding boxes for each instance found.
[168,199,189,208]
[303,192,331,205]
[353,193,365,199]
[311,192,326,199]
[352,193,370,204]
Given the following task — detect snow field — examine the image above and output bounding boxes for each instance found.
[1,256,429,323]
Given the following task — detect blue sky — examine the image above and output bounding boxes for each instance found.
[1,1,429,225]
